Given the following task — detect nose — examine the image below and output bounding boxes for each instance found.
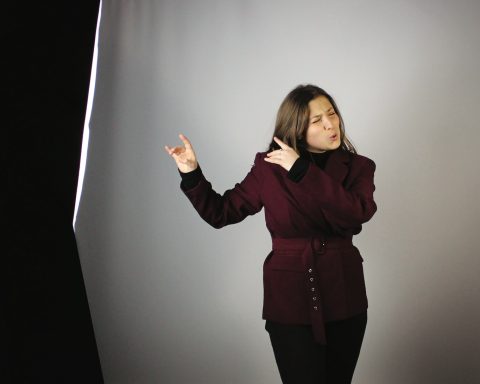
[323,117,333,130]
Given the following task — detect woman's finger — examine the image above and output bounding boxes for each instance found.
[264,157,284,167]
[164,145,178,155]
[263,156,278,163]
[266,149,284,157]
[179,133,193,150]
[273,136,290,150]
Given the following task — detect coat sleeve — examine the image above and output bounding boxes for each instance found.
[290,157,377,231]
[180,153,264,229]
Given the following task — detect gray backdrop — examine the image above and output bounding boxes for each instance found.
[75,0,480,383]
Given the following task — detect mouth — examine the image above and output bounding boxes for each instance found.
[329,133,338,141]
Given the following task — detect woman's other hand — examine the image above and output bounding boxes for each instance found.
[264,137,300,171]
[165,133,198,173]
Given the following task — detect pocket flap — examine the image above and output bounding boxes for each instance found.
[265,250,306,272]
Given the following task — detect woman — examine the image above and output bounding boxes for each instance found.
[165,84,377,384]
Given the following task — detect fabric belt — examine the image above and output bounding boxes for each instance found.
[271,235,353,344]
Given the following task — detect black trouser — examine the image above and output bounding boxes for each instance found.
[265,312,367,384]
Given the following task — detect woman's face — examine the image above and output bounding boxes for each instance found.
[305,96,341,152]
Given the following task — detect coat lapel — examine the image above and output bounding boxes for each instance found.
[324,149,350,184]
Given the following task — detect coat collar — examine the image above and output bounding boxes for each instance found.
[324,148,350,183]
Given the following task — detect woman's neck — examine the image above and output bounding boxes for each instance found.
[306,147,326,154]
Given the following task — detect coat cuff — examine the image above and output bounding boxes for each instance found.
[179,166,202,190]
[287,157,310,182]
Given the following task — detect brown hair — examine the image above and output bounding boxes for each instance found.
[268,84,356,154]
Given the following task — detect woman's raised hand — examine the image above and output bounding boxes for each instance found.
[264,137,300,171]
[164,134,198,173]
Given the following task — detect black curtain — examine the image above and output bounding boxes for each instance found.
[6,2,104,382]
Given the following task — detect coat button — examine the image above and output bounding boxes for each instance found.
[313,306,318,311]
[312,296,317,301]
[311,287,315,292]
[308,268,313,273]
[309,277,314,282]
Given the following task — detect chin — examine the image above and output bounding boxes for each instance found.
[308,141,341,152]
[329,141,341,150]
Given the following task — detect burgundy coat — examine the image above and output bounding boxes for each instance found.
[180,148,377,344]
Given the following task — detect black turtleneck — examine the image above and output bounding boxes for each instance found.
[179,150,333,190]
[287,150,332,182]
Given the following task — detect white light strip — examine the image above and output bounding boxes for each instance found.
[73,1,102,228]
